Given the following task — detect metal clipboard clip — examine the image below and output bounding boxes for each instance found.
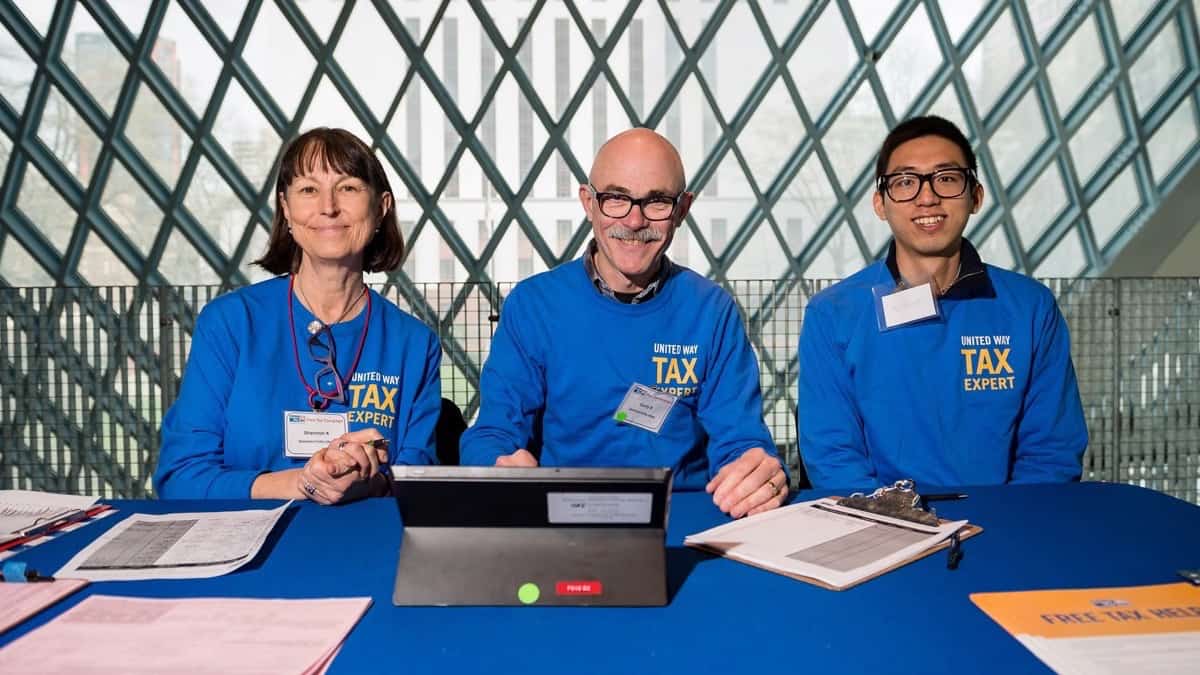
[836,479,939,526]
[836,479,966,569]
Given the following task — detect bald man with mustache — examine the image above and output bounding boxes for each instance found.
[461,128,787,517]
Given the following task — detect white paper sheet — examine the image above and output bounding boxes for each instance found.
[0,491,99,537]
[0,595,372,675]
[685,497,967,589]
[55,503,289,581]
[0,578,88,634]
[1018,633,1200,674]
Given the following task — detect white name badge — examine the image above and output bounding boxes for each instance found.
[614,383,678,434]
[283,411,349,458]
[876,282,940,330]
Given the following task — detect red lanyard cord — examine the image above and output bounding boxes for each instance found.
[288,275,372,411]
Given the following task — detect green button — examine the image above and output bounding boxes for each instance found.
[615,411,627,422]
[517,582,540,604]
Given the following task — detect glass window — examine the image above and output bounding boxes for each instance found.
[241,0,314,120]
[1087,165,1140,250]
[67,8,125,116]
[962,8,1024,119]
[1011,163,1068,248]
[877,4,941,119]
[0,23,36,112]
[1033,225,1087,277]
[788,2,855,122]
[1047,15,1105,116]
[991,88,1048,187]
[1069,93,1124,184]
[1147,98,1198,183]
[0,0,1195,293]
[17,161,76,254]
[1129,22,1184,115]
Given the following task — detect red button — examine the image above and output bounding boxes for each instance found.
[555,580,603,596]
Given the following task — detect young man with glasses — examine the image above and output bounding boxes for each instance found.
[798,115,1087,489]
[461,128,788,518]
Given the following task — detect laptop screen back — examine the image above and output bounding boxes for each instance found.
[391,466,672,606]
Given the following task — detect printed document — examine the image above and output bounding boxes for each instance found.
[0,594,372,675]
[0,490,98,542]
[971,582,1200,674]
[55,503,289,581]
[684,497,967,590]
[0,578,88,634]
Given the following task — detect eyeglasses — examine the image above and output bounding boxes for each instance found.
[587,184,681,221]
[307,325,347,410]
[877,168,975,202]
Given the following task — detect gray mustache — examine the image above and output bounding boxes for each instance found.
[608,227,664,243]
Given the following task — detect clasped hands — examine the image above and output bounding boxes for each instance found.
[298,429,390,504]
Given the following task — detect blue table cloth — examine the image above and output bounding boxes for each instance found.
[1,482,1197,674]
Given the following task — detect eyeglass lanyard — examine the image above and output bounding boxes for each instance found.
[287,275,371,411]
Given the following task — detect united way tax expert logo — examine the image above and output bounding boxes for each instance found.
[652,341,701,397]
[960,334,1016,392]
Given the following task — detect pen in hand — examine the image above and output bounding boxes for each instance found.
[367,439,392,480]
[329,438,390,477]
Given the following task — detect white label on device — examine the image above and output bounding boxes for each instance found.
[546,493,653,524]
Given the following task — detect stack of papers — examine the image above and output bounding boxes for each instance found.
[56,503,289,581]
[685,497,974,590]
[0,491,98,544]
[0,595,373,674]
[0,579,89,634]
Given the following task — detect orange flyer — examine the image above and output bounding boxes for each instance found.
[971,582,1200,673]
[972,582,1200,638]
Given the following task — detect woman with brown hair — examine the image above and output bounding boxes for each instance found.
[155,128,441,504]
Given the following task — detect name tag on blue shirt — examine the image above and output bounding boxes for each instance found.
[874,282,940,330]
[614,383,677,433]
[283,411,349,458]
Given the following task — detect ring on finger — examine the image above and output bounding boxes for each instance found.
[302,479,319,498]
[766,478,781,497]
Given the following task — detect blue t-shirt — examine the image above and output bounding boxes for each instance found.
[798,240,1088,489]
[154,276,441,498]
[460,258,780,490]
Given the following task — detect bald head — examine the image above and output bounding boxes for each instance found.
[589,128,687,194]
[580,128,694,293]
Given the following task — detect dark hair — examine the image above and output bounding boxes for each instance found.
[874,115,977,184]
[255,127,404,275]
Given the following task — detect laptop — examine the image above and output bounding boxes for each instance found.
[390,465,673,606]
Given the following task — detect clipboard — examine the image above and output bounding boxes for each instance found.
[0,505,116,555]
[753,517,982,591]
[685,480,982,591]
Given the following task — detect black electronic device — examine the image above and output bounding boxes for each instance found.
[390,465,672,606]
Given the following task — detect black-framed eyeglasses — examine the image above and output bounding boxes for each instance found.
[307,325,347,409]
[587,184,681,221]
[877,168,975,202]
